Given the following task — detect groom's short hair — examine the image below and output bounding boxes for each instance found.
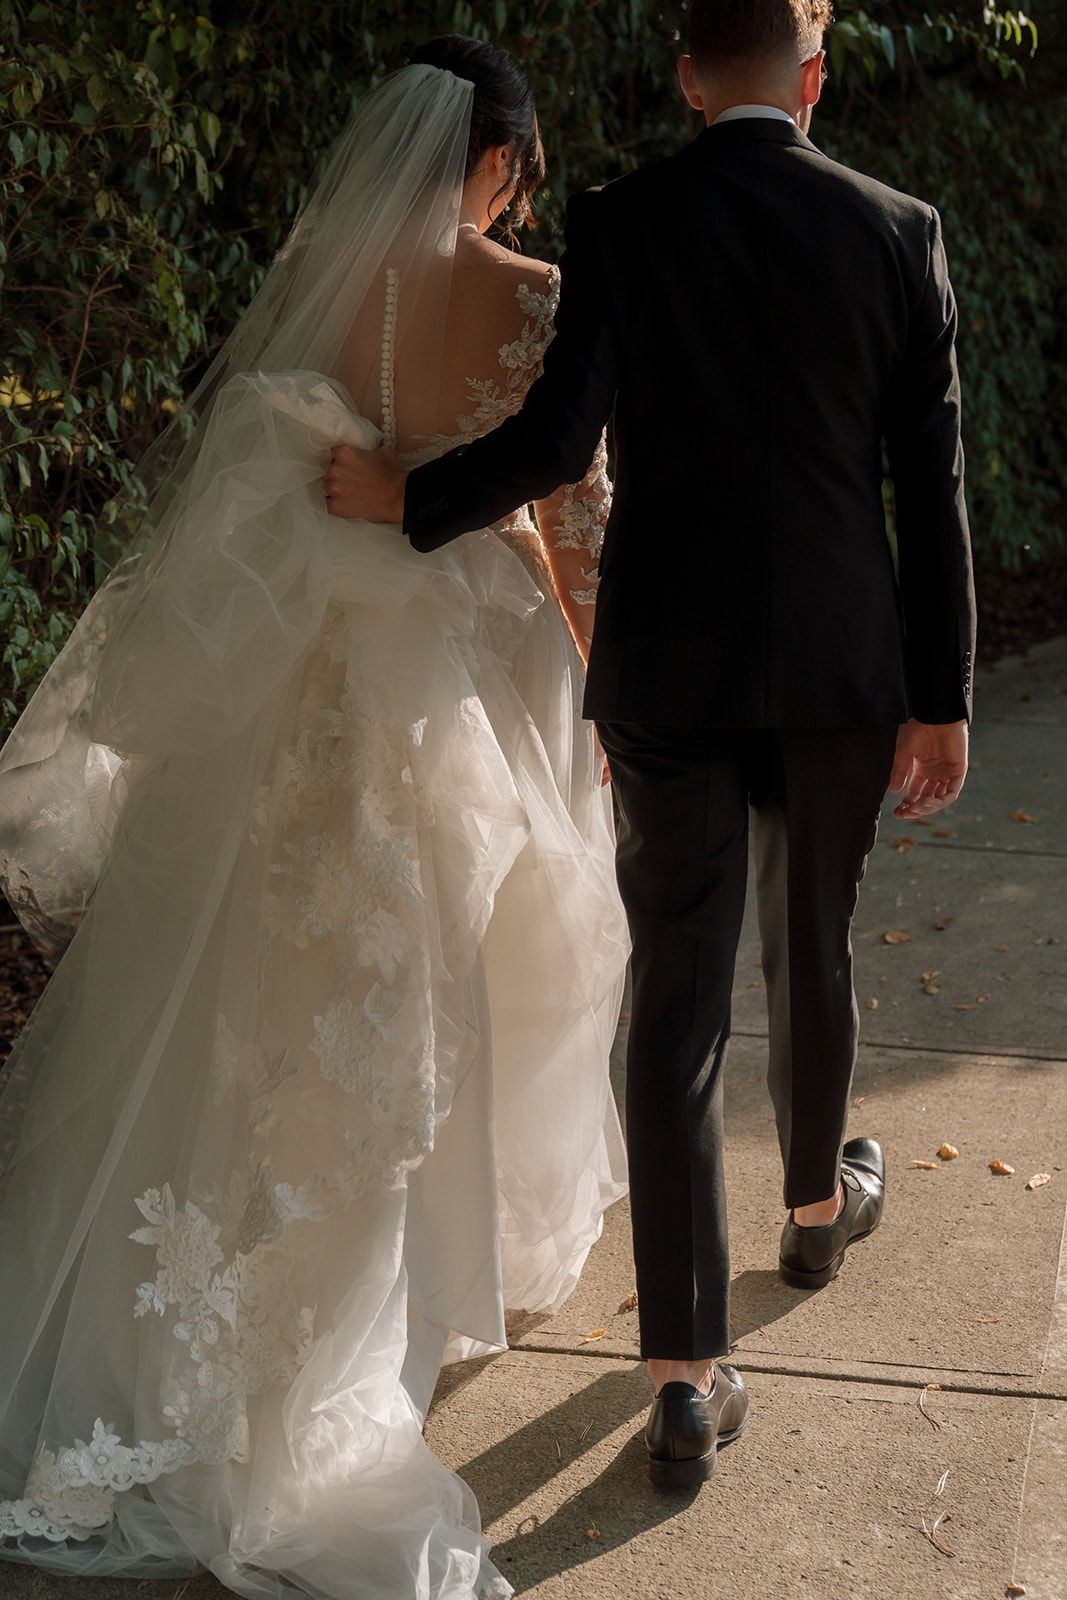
[688,0,833,70]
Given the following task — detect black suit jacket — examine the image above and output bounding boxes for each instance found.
[405,118,975,728]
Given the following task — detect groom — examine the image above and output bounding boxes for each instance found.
[329,0,974,1484]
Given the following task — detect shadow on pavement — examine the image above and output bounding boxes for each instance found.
[454,1363,694,1594]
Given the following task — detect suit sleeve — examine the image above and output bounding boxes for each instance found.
[885,207,976,725]
[403,191,618,552]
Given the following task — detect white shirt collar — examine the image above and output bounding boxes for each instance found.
[712,104,796,126]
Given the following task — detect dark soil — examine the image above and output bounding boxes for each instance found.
[2,548,1065,1067]
[975,542,1067,664]
[0,914,49,1082]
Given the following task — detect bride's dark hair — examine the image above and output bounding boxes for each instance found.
[408,35,546,244]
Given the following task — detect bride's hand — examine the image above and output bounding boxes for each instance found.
[323,444,407,524]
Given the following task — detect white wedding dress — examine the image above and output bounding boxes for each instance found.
[0,66,627,1600]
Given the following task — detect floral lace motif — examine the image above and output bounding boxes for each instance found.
[0,1421,191,1541]
[407,272,561,565]
[0,271,607,1547]
[435,273,560,449]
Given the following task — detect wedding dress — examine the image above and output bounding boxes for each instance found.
[0,65,627,1599]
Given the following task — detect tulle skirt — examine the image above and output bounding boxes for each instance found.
[0,376,628,1598]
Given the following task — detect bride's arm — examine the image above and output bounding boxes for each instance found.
[532,431,611,666]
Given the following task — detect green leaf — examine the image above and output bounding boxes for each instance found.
[199,108,221,154]
[86,73,109,111]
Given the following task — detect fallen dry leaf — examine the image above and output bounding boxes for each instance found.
[939,1143,959,1160]
[580,1328,606,1343]
[922,969,941,981]
[894,837,915,853]
[989,1160,1015,1176]
[933,828,953,838]
[585,1526,601,1540]
[922,979,941,995]
[1006,1583,1027,1596]
[934,917,954,931]
[1011,809,1040,824]
[1026,1173,1051,1190]
[910,1160,939,1169]
[954,1003,978,1010]
[884,929,912,944]
[918,1385,943,1428]
[578,1417,596,1442]
[920,1510,956,1557]
[620,1289,639,1312]
[865,997,878,1010]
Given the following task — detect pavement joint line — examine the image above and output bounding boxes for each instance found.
[898,841,1067,859]
[728,1361,1067,1403]
[729,1029,1067,1064]
[893,841,1067,859]
[509,1343,1067,1403]
[980,715,1067,728]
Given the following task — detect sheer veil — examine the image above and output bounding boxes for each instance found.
[0,57,629,1600]
[0,63,473,960]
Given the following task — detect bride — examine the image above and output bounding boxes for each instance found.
[0,36,627,1600]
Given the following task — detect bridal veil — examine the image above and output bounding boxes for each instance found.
[0,63,628,1599]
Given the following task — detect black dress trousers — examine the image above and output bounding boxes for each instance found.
[597,722,898,1359]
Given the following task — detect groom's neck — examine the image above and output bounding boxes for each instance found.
[697,72,799,127]
[678,50,817,132]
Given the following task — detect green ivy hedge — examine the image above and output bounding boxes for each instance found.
[1,0,1063,733]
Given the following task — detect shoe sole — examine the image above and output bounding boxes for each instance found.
[777,1224,876,1290]
[647,1413,750,1488]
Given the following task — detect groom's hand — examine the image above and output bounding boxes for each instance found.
[324,444,407,524]
[890,718,969,819]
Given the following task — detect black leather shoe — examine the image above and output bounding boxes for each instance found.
[778,1137,886,1290]
[644,1363,750,1488]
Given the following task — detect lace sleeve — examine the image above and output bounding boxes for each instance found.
[532,430,611,664]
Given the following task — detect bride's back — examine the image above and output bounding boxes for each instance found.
[336,226,558,460]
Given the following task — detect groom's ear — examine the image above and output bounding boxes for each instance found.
[677,55,705,112]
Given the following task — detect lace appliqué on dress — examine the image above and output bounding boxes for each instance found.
[0,279,611,1557]
[0,613,446,1542]
[408,272,562,568]
[547,432,610,607]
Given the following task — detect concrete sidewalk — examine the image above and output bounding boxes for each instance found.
[3,637,1065,1600]
[425,635,1067,1600]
